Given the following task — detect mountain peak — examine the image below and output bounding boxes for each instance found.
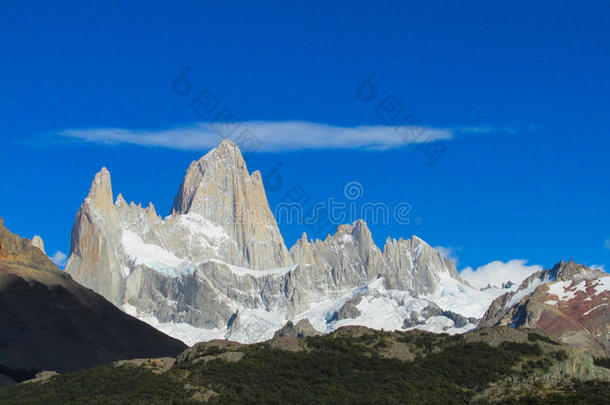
[87,167,114,214]
[0,218,55,273]
[93,167,111,187]
[216,138,240,153]
[411,235,428,246]
[170,139,292,269]
[115,193,127,207]
[31,235,45,254]
[198,138,246,169]
[549,259,602,281]
[172,141,249,216]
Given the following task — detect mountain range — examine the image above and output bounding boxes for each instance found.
[0,138,608,401]
[59,139,608,353]
[63,140,512,345]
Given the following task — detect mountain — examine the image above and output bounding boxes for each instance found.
[479,259,609,356]
[65,139,507,345]
[0,218,186,385]
[170,140,293,269]
[1,325,608,404]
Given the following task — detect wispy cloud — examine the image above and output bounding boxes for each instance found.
[55,121,473,152]
[605,238,610,250]
[50,251,67,268]
[459,259,542,289]
[433,245,461,266]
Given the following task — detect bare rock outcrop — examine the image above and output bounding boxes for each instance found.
[30,235,45,254]
[273,319,321,339]
[335,295,363,320]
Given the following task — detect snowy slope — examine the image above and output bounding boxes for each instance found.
[122,270,514,345]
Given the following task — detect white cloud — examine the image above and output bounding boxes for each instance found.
[433,245,460,266]
[56,121,458,152]
[590,264,606,272]
[459,259,542,290]
[50,251,67,268]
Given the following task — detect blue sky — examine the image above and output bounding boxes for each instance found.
[1,0,609,275]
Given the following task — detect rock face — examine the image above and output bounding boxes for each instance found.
[171,140,292,270]
[479,260,609,357]
[0,218,186,385]
[172,140,292,269]
[65,139,499,345]
[403,302,478,329]
[21,371,59,385]
[335,295,363,320]
[289,223,465,295]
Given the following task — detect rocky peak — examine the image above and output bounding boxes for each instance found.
[0,218,56,273]
[382,234,462,291]
[382,235,427,256]
[350,220,382,269]
[548,259,603,281]
[517,260,604,293]
[170,140,292,269]
[145,202,159,222]
[479,260,609,356]
[289,232,317,265]
[115,193,127,207]
[171,139,249,216]
[87,167,114,214]
[352,219,373,243]
[31,235,45,254]
[321,220,375,247]
[214,138,248,162]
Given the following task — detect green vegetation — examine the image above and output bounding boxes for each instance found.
[0,329,607,404]
[181,337,540,403]
[0,364,195,405]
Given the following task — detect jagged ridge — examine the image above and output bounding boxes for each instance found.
[64,140,520,345]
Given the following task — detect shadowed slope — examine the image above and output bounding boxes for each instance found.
[0,218,186,384]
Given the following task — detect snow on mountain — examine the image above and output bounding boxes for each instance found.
[424,272,516,318]
[121,271,510,345]
[122,230,192,276]
[479,259,610,356]
[506,275,548,309]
